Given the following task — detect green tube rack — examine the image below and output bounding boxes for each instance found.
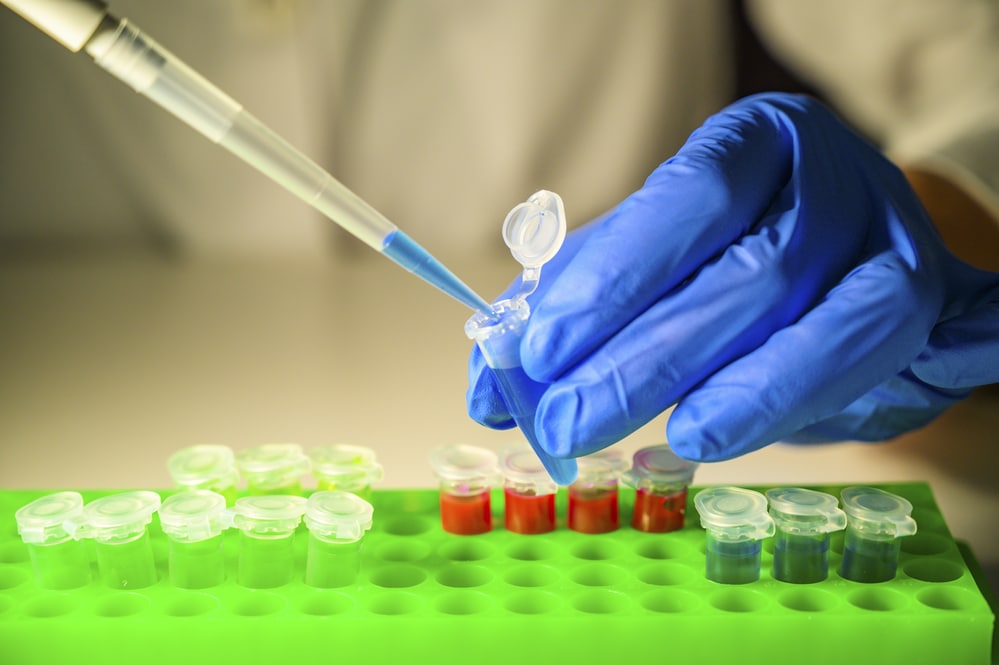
[0,483,993,665]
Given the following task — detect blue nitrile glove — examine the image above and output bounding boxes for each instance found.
[467,93,999,462]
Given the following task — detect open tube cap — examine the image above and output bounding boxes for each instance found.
[502,190,567,269]
[168,445,238,489]
[695,487,775,542]
[228,495,307,537]
[499,445,557,495]
[622,444,698,491]
[304,491,374,543]
[15,491,85,545]
[841,487,917,538]
[308,444,384,486]
[159,490,229,543]
[766,488,847,535]
[573,449,629,485]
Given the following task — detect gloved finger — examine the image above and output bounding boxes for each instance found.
[911,278,999,389]
[465,217,603,430]
[522,97,816,382]
[665,251,939,462]
[783,370,969,443]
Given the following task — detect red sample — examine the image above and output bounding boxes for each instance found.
[504,488,556,535]
[439,490,492,535]
[568,486,619,534]
[632,487,687,533]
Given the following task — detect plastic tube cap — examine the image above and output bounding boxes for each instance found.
[168,445,239,490]
[304,491,374,543]
[15,492,85,545]
[765,488,847,535]
[502,190,567,269]
[841,487,917,538]
[622,444,698,491]
[430,445,501,489]
[159,490,229,543]
[573,449,629,485]
[235,443,311,488]
[228,495,307,537]
[499,445,557,495]
[695,487,775,542]
[68,491,161,543]
[308,445,384,488]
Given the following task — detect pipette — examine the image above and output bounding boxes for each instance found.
[1,0,493,315]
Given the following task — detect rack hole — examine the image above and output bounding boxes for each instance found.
[95,592,149,618]
[382,517,431,536]
[370,564,427,589]
[778,588,838,613]
[847,588,907,612]
[709,588,768,613]
[637,562,694,586]
[570,563,626,587]
[23,593,78,618]
[900,534,949,556]
[504,590,560,615]
[572,589,630,614]
[163,593,218,617]
[300,591,353,616]
[506,539,556,561]
[505,564,559,588]
[635,540,687,560]
[641,589,699,614]
[366,591,422,615]
[903,559,963,583]
[230,591,285,616]
[0,543,28,564]
[917,587,978,611]
[0,567,28,590]
[440,540,494,562]
[436,564,492,588]
[434,591,492,615]
[375,541,431,563]
[570,540,622,561]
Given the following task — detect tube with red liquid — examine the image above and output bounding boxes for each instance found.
[622,444,698,533]
[500,445,558,534]
[568,450,628,534]
[430,445,500,536]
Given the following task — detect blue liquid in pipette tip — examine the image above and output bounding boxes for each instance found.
[491,366,578,485]
[383,231,494,315]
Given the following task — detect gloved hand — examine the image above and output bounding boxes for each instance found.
[467,93,999,462]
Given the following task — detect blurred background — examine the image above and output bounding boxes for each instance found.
[1,0,996,592]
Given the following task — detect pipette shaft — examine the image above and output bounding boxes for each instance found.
[2,0,492,314]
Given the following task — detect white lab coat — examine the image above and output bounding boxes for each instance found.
[1,0,997,261]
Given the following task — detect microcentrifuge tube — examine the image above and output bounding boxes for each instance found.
[304,491,374,588]
[622,444,698,533]
[15,492,92,590]
[695,487,775,585]
[159,490,229,589]
[499,445,558,535]
[568,450,628,534]
[766,488,847,584]
[229,495,307,588]
[67,491,162,590]
[465,191,577,487]
[430,444,501,535]
[308,444,384,500]
[839,487,916,583]
[168,444,240,505]
[235,443,311,496]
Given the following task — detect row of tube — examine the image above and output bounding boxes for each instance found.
[15,488,374,592]
[430,444,698,536]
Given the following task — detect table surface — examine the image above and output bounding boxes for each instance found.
[1,251,997,594]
